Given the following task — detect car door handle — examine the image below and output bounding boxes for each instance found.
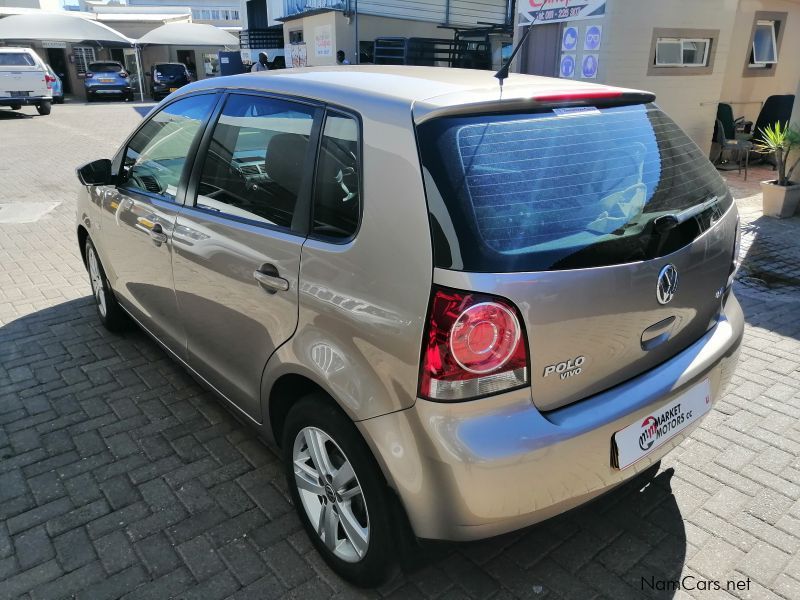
[253,267,290,293]
[150,223,168,245]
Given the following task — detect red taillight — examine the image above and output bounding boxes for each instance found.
[533,90,622,103]
[85,72,94,79]
[120,71,129,78]
[45,74,56,83]
[419,287,528,401]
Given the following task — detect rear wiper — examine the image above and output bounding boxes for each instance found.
[646,195,721,259]
[652,196,720,234]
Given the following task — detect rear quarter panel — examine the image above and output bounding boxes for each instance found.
[261,94,433,425]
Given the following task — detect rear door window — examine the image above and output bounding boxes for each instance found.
[156,64,187,77]
[418,103,731,272]
[311,110,360,240]
[89,63,122,73]
[194,93,316,230]
[0,53,35,67]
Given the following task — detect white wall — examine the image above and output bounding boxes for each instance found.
[719,0,800,124]
[600,0,739,152]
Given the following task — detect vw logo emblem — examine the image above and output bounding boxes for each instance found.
[656,264,679,305]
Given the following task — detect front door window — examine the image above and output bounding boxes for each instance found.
[120,94,217,201]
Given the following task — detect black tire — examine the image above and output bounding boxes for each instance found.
[84,238,129,332]
[283,395,400,587]
[10,104,21,110]
[36,101,51,116]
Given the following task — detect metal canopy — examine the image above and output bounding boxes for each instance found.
[136,22,239,46]
[0,12,133,45]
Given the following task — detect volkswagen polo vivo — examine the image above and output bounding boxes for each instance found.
[75,66,743,585]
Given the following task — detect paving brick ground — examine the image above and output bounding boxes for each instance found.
[1,102,800,599]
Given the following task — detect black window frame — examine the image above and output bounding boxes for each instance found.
[184,89,325,239]
[112,90,223,206]
[307,106,364,245]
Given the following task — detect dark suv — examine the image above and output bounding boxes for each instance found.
[149,62,191,101]
[84,61,134,102]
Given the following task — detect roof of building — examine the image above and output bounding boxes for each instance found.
[95,13,190,23]
[180,65,651,121]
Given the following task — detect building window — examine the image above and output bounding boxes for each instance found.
[750,20,778,67]
[211,9,221,20]
[289,30,303,44]
[647,28,718,76]
[655,38,710,67]
[73,46,96,76]
[744,11,786,76]
[231,10,239,19]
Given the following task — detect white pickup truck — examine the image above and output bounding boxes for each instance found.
[0,47,53,116]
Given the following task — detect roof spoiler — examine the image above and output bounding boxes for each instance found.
[414,90,657,124]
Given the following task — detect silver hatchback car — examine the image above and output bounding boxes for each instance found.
[76,66,743,586]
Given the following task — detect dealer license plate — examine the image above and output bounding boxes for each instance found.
[612,379,712,469]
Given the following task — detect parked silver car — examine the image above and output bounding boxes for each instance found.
[75,66,744,586]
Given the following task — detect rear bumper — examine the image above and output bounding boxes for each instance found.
[358,293,744,541]
[0,96,51,106]
[153,83,187,92]
[86,85,133,96]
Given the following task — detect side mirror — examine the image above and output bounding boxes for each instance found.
[77,159,114,186]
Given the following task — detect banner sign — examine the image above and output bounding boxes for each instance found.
[562,26,578,51]
[584,24,602,50]
[560,54,576,78]
[519,0,606,25]
[287,44,308,68]
[581,54,599,78]
[314,24,332,57]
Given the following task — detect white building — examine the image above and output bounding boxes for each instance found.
[512,0,800,154]
[126,0,241,29]
[239,0,513,67]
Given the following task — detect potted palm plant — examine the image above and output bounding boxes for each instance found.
[755,121,800,218]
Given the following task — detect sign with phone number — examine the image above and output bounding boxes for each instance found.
[519,0,606,25]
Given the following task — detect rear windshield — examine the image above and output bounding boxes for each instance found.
[155,64,187,76]
[418,103,731,272]
[90,63,122,73]
[0,53,35,67]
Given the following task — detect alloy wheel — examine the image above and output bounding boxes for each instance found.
[292,426,369,563]
[87,246,107,318]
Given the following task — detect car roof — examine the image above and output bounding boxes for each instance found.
[0,47,36,53]
[179,65,651,120]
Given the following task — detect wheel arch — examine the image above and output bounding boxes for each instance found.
[77,224,89,268]
[267,373,343,448]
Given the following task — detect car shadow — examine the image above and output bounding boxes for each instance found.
[400,464,687,598]
[735,214,800,339]
[0,109,33,120]
[0,297,688,599]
